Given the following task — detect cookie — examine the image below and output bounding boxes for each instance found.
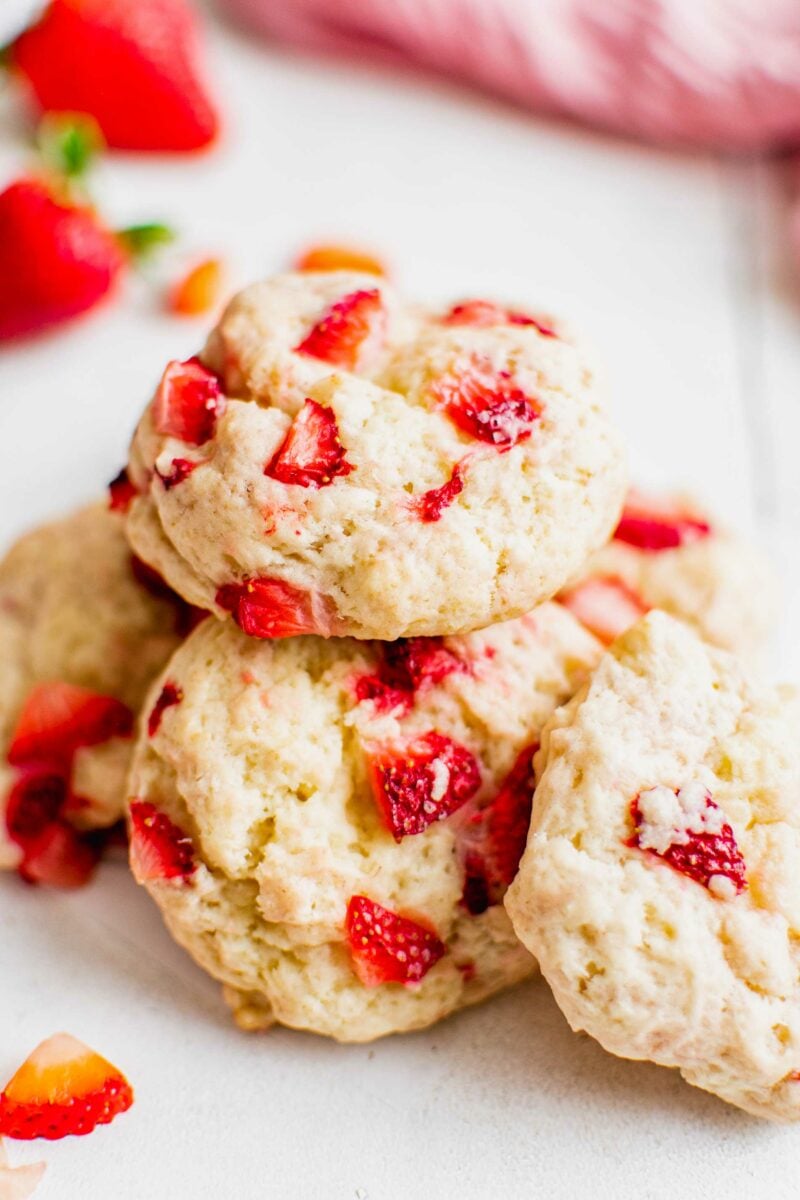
[0,502,190,884]
[559,487,776,658]
[127,602,603,1041]
[125,271,627,641]
[505,611,800,1120]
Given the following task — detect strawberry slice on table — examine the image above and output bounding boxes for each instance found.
[559,576,650,645]
[128,800,196,882]
[295,288,385,369]
[11,0,219,152]
[0,1033,133,1140]
[295,244,387,277]
[614,489,712,551]
[366,731,481,841]
[216,577,340,639]
[265,399,353,489]
[461,745,536,914]
[0,178,124,342]
[152,357,225,445]
[345,895,446,987]
[441,300,557,337]
[7,683,133,769]
[433,357,541,448]
[168,257,223,316]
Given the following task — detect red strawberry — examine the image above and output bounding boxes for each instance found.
[169,257,222,316]
[441,300,556,337]
[155,456,201,489]
[128,799,196,882]
[410,463,464,522]
[433,358,540,448]
[559,576,649,645]
[382,637,464,692]
[354,675,412,714]
[216,576,339,639]
[265,399,353,489]
[629,786,747,897]
[8,682,133,769]
[5,764,107,888]
[0,179,124,341]
[5,765,66,850]
[295,289,385,369]
[12,0,219,152]
[147,681,183,737]
[296,245,387,277]
[18,822,102,889]
[152,357,225,445]
[345,895,446,987]
[0,1032,133,1140]
[461,745,536,914]
[366,731,481,841]
[107,467,138,513]
[614,490,712,551]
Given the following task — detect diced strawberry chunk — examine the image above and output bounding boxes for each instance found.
[441,300,556,337]
[168,258,222,317]
[629,786,747,897]
[354,675,412,714]
[366,731,481,841]
[19,822,102,889]
[433,357,540,448]
[128,799,196,882]
[152,357,225,446]
[410,463,464,522]
[354,637,463,712]
[147,681,183,736]
[265,399,353,489]
[0,1032,133,1140]
[295,288,385,369]
[614,491,712,551]
[461,745,536,914]
[5,766,66,850]
[345,895,446,987]
[216,576,338,639]
[8,683,133,769]
[559,576,649,645]
[155,456,200,489]
[107,467,138,513]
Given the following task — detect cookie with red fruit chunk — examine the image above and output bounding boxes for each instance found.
[505,612,800,1121]
[561,487,777,659]
[124,269,627,641]
[0,503,188,884]
[126,600,603,1041]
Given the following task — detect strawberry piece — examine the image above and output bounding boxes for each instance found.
[216,577,337,639]
[355,637,463,712]
[614,492,712,551]
[433,358,540,448]
[128,799,196,882]
[107,467,138,513]
[295,245,387,277]
[265,399,353,489]
[410,463,464,522]
[19,822,102,889]
[12,0,219,152]
[354,675,412,714]
[0,1033,133,1140]
[147,681,183,736]
[559,576,649,645]
[169,257,222,316]
[345,895,445,987]
[152,357,225,446]
[5,766,66,850]
[441,300,556,337]
[5,765,107,889]
[629,785,747,898]
[366,731,481,841]
[0,179,124,342]
[461,745,536,914]
[295,289,385,369]
[8,683,133,769]
[155,457,200,489]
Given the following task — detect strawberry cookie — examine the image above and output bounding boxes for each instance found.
[559,488,776,658]
[127,602,603,1041]
[125,270,627,641]
[505,612,800,1120]
[0,503,191,885]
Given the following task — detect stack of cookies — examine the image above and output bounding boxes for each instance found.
[2,271,797,1121]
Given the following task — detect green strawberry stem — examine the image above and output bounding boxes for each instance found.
[117,223,176,262]
[37,113,104,181]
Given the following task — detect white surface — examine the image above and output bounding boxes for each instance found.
[1,4,799,1197]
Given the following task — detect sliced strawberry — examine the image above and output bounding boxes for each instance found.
[147,681,183,736]
[614,491,712,551]
[0,1032,133,1140]
[155,456,200,489]
[5,766,66,850]
[559,576,649,645]
[0,179,124,342]
[366,731,481,841]
[8,683,133,769]
[461,745,536,914]
[19,822,102,889]
[629,785,747,898]
[12,0,219,153]
[441,300,556,337]
[265,399,353,489]
[295,245,387,277]
[433,358,540,448]
[128,799,196,882]
[295,288,385,370]
[410,463,464,522]
[152,357,225,446]
[216,577,338,639]
[382,637,464,692]
[107,466,138,513]
[169,257,222,316]
[345,895,446,987]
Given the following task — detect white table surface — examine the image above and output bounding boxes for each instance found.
[1,3,799,1197]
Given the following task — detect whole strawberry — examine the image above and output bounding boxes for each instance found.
[11,0,219,152]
